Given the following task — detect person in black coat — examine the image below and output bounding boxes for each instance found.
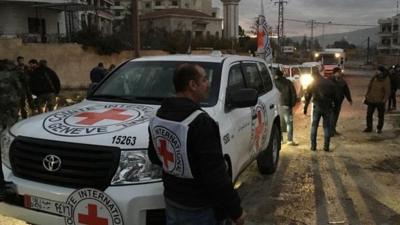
[304,70,337,151]
[274,69,298,145]
[329,67,352,136]
[29,60,60,113]
[148,64,245,225]
[90,63,107,83]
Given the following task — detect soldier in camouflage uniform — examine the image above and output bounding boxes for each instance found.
[0,59,24,200]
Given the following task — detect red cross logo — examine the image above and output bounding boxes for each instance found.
[78,204,108,225]
[158,139,174,170]
[74,108,132,125]
[254,110,266,150]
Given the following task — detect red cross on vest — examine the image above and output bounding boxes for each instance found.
[158,139,174,169]
[78,204,108,225]
[255,110,265,149]
[75,108,132,125]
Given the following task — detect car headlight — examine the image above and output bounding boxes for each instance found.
[111,149,162,185]
[300,74,314,89]
[0,129,14,169]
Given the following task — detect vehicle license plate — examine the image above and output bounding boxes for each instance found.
[24,195,71,217]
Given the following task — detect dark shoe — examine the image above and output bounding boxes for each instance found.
[0,184,6,202]
[377,129,382,134]
[323,147,330,152]
[311,146,316,151]
[287,141,299,146]
[363,128,372,133]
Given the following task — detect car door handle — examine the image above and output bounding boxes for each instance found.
[269,104,275,109]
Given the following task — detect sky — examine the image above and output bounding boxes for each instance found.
[212,0,398,37]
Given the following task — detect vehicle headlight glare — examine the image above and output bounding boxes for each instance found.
[111,150,162,185]
[300,74,314,89]
[0,129,13,169]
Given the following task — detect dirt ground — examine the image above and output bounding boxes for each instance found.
[237,69,400,225]
[1,69,399,225]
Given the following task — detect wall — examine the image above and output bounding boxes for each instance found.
[0,38,214,88]
[0,38,168,88]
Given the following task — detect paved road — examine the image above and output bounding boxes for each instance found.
[237,71,400,225]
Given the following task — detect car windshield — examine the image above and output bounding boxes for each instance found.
[89,61,222,106]
[300,66,312,74]
[321,54,337,65]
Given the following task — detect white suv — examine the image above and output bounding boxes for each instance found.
[0,54,281,225]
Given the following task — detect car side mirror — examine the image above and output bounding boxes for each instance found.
[87,83,98,97]
[227,88,258,109]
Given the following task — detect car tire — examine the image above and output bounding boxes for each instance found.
[257,124,281,174]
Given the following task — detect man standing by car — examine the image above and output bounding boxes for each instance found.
[0,59,24,201]
[304,70,336,152]
[148,64,245,225]
[29,60,60,113]
[329,67,352,136]
[274,69,298,146]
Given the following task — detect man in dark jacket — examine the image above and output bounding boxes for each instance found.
[90,63,107,83]
[388,65,398,111]
[148,64,245,225]
[275,69,298,145]
[329,67,352,136]
[304,70,336,151]
[29,60,60,113]
[16,56,34,118]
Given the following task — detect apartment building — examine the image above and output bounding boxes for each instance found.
[0,0,114,42]
[378,14,400,54]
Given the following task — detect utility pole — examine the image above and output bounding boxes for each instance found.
[274,0,287,49]
[309,19,316,52]
[367,36,370,64]
[132,0,140,58]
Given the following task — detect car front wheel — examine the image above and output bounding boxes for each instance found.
[256,124,280,174]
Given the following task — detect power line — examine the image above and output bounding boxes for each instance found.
[285,18,376,27]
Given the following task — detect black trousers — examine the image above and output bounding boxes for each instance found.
[366,103,385,130]
[388,89,397,110]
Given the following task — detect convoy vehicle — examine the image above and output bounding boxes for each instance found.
[314,48,346,77]
[0,54,282,225]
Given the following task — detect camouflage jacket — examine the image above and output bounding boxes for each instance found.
[0,60,23,127]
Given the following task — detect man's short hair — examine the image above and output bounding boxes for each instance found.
[17,56,24,61]
[28,59,38,65]
[173,63,201,93]
[98,62,104,67]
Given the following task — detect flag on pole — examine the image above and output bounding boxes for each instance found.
[256,0,272,62]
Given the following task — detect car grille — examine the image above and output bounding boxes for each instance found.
[10,136,120,190]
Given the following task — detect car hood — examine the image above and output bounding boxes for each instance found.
[10,100,216,149]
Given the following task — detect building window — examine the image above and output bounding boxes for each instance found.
[195,31,203,37]
[115,11,121,16]
[145,2,151,8]
[394,39,398,44]
[212,12,216,17]
[115,1,120,6]
[172,1,178,6]
[206,31,210,37]
[215,31,219,38]
[28,18,45,34]
[155,1,161,6]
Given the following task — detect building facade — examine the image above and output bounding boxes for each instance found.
[378,14,400,54]
[0,0,114,42]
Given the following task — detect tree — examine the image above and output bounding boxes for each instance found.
[327,37,356,49]
[300,35,308,51]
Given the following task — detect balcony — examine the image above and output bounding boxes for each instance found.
[377,44,391,50]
